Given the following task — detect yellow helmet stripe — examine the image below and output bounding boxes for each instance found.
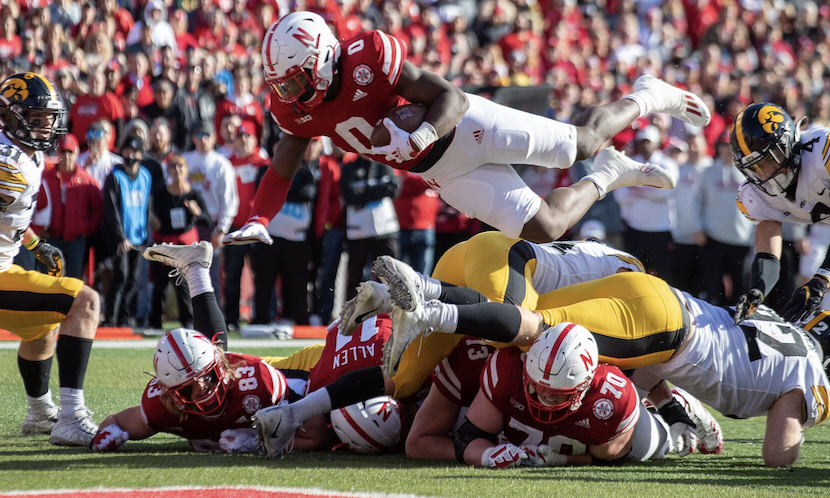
[735,110,751,157]
[33,73,57,100]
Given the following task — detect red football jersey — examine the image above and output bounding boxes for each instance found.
[140,353,288,452]
[481,348,640,455]
[307,314,392,392]
[269,30,435,172]
[432,336,495,407]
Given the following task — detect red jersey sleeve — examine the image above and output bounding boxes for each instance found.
[583,365,640,444]
[139,378,179,431]
[370,30,407,87]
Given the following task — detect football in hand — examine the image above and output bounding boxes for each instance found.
[370,103,429,147]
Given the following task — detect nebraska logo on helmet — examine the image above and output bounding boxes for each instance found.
[291,27,317,48]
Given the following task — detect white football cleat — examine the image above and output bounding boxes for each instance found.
[383,301,442,377]
[21,404,58,435]
[588,147,676,198]
[49,408,98,446]
[340,281,394,336]
[143,241,213,284]
[372,256,424,312]
[252,401,300,459]
[632,75,711,127]
[671,387,723,454]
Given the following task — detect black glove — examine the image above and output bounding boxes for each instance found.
[657,398,696,428]
[30,239,65,277]
[733,288,764,325]
[780,276,829,324]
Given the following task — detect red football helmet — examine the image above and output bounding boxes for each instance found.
[153,329,229,415]
[261,11,339,112]
[523,322,598,423]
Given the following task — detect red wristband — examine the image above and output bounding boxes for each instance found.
[249,168,291,227]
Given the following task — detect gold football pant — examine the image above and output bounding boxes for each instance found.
[0,265,84,341]
[392,262,689,398]
[392,231,541,398]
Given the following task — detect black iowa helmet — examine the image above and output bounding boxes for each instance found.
[729,102,800,196]
[0,72,67,151]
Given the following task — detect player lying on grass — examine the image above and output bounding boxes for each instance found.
[374,260,830,467]
[91,241,408,454]
[425,324,720,468]
[90,242,292,453]
[253,234,706,458]
[405,331,721,467]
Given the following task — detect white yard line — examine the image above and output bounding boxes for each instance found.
[0,339,324,350]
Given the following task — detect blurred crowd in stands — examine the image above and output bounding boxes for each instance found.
[3,0,830,329]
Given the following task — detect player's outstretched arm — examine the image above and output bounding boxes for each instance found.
[223,135,310,245]
[734,221,783,323]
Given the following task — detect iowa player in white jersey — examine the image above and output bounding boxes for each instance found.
[0,72,100,446]
[730,103,830,325]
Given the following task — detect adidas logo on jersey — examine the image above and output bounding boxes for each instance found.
[473,128,485,144]
[235,415,250,424]
[575,418,591,429]
[353,89,368,102]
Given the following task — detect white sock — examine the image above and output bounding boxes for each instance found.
[434,303,459,333]
[184,264,213,297]
[292,388,332,422]
[58,387,85,418]
[27,392,56,415]
[623,93,651,118]
[421,275,442,301]
[582,174,608,199]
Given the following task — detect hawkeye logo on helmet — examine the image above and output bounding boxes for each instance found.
[1,78,29,102]
[758,105,785,134]
[292,27,317,49]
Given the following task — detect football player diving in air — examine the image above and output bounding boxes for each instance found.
[223,11,711,247]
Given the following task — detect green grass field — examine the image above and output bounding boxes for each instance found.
[1,344,830,497]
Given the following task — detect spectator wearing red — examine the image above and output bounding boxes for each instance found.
[170,9,199,53]
[99,0,134,39]
[228,0,263,40]
[35,134,104,279]
[219,23,248,61]
[69,70,125,150]
[121,52,154,108]
[213,66,263,148]
[0,10,22,61]
[393,172,439,275]
[194,7,225,51]
[224,122,268,330]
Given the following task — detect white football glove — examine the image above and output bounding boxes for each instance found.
[371,118,420,164]
[521,445,569,467]
[481,443,528,469]
[222,219,274,246]
[669,422,699,457]
[219,428,259,453]
[90,424,129,452]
